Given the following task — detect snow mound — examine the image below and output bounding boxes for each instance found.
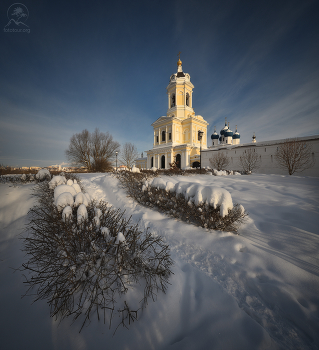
[131,166,140,173]
[54,184,77,201]
[150,167,157,172]
[101,227,110,236]
[74,192,89,207]
[55,193,74,212]
[145,178,234,217]
[214,170,227,176]
[77,204,88,224]
[49,175,66,189]
[115,232,125,244]
[36,169,51,181]
[67,179,74,186]
[62,206,73,222]
[72,183,82,194]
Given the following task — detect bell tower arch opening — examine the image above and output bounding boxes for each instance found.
[186,92,190,106]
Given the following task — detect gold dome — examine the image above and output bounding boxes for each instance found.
[177,58,182,66]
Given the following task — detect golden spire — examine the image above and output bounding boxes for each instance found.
[177,51,182,66]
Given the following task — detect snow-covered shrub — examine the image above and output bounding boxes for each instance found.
[118,171,247,233]
[0,173,37,184]
[22,174,173,332]
[213,169,227,176]
[131,166,140,173]
[36,168,51,181]
[55,192,74,211]
[49,175,67,189]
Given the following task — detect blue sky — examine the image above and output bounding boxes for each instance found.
[1,0,318,167]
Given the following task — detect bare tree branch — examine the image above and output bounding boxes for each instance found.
[65,129,120,172]
[275,139,315,175]
[209,152,230,171]
[120,143,139,170]
[239,148,261,173]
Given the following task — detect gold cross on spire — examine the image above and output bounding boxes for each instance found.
[177,51,181,60]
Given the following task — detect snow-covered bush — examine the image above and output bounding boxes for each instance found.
[22,174,173,332]
[118,172,247,233]
[0,173,36,184]
[36,168,51,181]
[131,166,140,173]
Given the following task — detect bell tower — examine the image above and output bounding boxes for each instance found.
[166,54,195,120]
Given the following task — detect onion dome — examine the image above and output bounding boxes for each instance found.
[177,58,182,66]
[220,117,228,135]
[252,132,256,143]
[224,122,233,137]
[233,125,240,139]
[211,126,219,139]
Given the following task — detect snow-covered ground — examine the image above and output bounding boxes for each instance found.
[0,173,318,350]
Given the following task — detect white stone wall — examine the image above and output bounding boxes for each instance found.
[202,136,319,177]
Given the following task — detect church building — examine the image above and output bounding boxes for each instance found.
[135,57,319,176]
[135,56,209,169]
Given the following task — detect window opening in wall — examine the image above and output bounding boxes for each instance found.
[186,93,189,106]
[161,155,165,169]
[169,132,171,140]
[171,94,175,108]
[162,131,166,142]
[156,136,159,143]
[176,154,181,168]
[151,157,153,167]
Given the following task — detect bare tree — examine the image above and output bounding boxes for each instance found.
[239,148,261,173]
[120,142,139,169]
[65,128,120,172]
[209,152,230,171]
[275,139,315,175]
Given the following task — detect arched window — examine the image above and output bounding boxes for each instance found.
[176,154,181,168]
[171,94,175,108]
[186,93,189,106]
[192,161,200,168]
[161,155,165,169]
[162,130,166,142]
